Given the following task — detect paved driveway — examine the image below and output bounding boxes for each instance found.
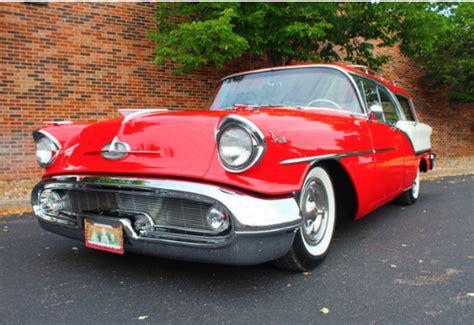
[0,176,473,324]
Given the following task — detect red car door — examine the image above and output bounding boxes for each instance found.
[357,78,405,205]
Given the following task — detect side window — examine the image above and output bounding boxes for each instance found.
[359,78,381,108]
[377,87,399,123]
[396,95,416,121]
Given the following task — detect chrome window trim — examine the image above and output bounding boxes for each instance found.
[350,72,409,122]
[218,65,368,115]
[32,129,62,168]
[215,115,267,173]
[376,84,404,122]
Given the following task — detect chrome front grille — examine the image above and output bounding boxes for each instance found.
[60,189,220,235]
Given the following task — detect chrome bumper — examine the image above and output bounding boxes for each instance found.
[32,175,302,265]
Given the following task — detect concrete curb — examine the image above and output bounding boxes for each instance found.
[0,198,32,214]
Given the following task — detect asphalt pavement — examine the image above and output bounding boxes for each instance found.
[0,175,473,324]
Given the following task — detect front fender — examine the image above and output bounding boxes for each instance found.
[204,109,375,196]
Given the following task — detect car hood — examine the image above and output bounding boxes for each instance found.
[44,110,230,179]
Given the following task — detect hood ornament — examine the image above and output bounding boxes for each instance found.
[101,136,130,160]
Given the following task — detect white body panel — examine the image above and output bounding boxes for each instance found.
[396,121,432,153]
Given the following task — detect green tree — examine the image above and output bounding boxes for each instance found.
[149,2,473,102]
[397,3,473,102]
[149,3,400,72]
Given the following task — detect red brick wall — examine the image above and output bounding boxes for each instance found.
[0,3,472,181]
[377,46,474,162]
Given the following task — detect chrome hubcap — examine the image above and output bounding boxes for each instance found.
[301,179,329,246]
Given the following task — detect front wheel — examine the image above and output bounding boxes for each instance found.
[274,166,336,272]
[396,169,420,205]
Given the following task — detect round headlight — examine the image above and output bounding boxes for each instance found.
[34,131,60,168]
[216,116,266,173]
[218,127,253,168]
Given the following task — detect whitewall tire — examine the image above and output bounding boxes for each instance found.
[274,166,336,271]
[396,168,420,205]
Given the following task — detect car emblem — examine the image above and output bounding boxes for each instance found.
[269,131,287,144]
[101,137,130,160]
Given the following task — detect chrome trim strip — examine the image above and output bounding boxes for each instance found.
[374,147,395,154]
[415,149,431,156]
[235,223,300,235]
[280,148,394,165]
[220,65,368,114]
[32,129,62,168]
[216,115,266,140]
[96,150,162,155]
[280,150,373,165]
[215,115,267,173]
[121,109,169,125]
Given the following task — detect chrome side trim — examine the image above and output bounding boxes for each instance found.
[280,150,373,165]
[99,150,162,155]
[374,147,395,154]
[280,148,395,165]
[415,149,431,156]
[32,129,62,168]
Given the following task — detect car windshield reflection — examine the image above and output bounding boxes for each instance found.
[209,67,362,113]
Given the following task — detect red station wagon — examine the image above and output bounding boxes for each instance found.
[32,64,436,271]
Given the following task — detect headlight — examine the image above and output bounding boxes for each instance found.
[216,115,266,173]
[33,130,61,168]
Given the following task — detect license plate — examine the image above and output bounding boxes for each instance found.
[84,219,124,255]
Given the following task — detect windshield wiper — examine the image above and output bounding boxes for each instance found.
[259,104,303,109]
[219,103,259,110]
[219,104,303,110]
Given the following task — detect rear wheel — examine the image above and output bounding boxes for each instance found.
[274,166,336,272]
[396,168,420,205]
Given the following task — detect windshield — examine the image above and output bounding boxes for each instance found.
[209,67,362,113]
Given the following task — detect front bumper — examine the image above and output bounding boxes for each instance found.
[32,175,302,265]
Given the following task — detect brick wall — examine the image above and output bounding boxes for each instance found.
[0,2,472,181]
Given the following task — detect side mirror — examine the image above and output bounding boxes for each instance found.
[368,104,384,121]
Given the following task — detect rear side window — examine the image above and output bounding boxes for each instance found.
[358,78,381,108]
[396,95,416,121]
[377,87,399,123]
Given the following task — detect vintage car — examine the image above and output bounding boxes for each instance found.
[31,64,435,271]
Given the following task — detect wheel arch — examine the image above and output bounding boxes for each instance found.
[304,159,358,224]
[419,157,428,172]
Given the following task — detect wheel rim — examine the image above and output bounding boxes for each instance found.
[412,169,420,199]
[301,178,329,246]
